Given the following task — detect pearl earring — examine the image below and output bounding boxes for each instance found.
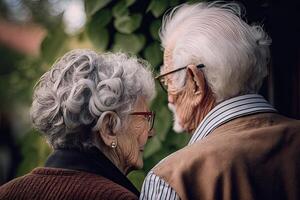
[111,141,117,148]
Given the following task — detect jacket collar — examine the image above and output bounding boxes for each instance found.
[189,94,277,145]
[45,146,140,196]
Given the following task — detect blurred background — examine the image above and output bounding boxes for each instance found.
[0,0,299,190]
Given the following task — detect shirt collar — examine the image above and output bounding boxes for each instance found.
[188,94,277,145]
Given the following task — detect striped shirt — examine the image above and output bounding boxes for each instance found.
[140,94,277,200]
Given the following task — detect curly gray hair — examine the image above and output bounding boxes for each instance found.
[30,49,156,149]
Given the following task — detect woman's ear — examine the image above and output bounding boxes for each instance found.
[98,111,121,148]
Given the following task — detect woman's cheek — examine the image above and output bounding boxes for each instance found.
[138,130,148,146]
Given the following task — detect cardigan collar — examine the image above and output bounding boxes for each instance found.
[45,146,140,196]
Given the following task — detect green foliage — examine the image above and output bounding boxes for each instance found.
[41,26,68,64]
[112,33,145,54]
[169,0,181,6]
[113,1,129,18]
[149,20,161,41]
[143,136,162,159]
[127,170,145,190]
[0,46,46,109]
[90,9,113,28]
[114,14,142,34]
[147,0,169,17]
[143,42,163,68]
[125,0,136,6]
[86,9,112,50]
[16,129,51,177]
[0,46,25,109]
[85,0,112,17]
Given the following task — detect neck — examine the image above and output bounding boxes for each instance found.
[96,142,129,175]
[184,88,216,133]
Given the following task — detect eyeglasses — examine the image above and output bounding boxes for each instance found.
[129,111,155,132]
[155,64,205,92]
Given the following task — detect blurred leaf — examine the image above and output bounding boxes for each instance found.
[0,46,26,109]
[16,130,51,176]
[169,0,181,6]
[90,9,112,28]
[0,46,23,75]
[150,20,161,40]
[150,84,170,141]
[143,42,163,69]
[126,0,136,6]
[154,106,172,141]
[187,0,203,3]
[85,0,112,17]
[150,83,168,112]
[112,1,129,18]
[114,14,142,34]
[147,0,168,18]
[86,9,111,50]
[143,136,162,158]
[168,131,191,148]
[68,34,94,50]
[112,33,145,54]
[86,17,110,50]
[154,107,172,141]
[143,147,174,172]
[127,170,145,191]
[40,27,67,64]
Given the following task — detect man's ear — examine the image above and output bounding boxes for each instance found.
[98,111,121,147]
[186,64,206,97]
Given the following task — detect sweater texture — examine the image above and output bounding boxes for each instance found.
[0,147,139,200]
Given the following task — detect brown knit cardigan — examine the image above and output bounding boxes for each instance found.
[0,147,139,200]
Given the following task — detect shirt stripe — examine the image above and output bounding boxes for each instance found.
[140,94,276,200]
[189,94,276,144]
[140,171,180,200]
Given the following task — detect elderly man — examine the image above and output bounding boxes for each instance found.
[140,2,300,200]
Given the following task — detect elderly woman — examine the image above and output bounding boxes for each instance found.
[0,49,156,200]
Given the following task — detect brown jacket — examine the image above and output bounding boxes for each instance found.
[154,113,300,200]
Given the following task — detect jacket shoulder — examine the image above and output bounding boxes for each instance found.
[152,113,300,199]
[155,114,300,175]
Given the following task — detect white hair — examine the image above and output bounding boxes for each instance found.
[30,49,155,149]
[160,2,271,102]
